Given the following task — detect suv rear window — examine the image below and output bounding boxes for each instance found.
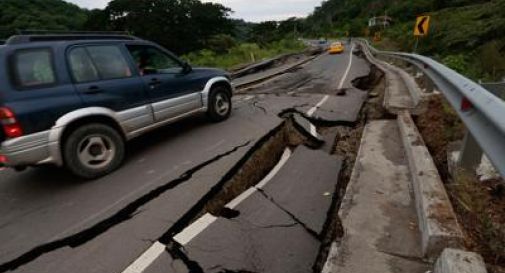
[13,49,56,88]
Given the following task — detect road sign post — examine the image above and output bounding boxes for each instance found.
[413,36,420,53]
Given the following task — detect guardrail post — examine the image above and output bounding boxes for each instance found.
[458,130,483,171]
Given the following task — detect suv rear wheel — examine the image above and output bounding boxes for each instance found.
[63,123,125,179]
[207,85,232,122]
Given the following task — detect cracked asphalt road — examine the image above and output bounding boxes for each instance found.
[0,43,371,273]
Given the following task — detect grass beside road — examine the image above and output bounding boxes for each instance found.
[182,39,306,70]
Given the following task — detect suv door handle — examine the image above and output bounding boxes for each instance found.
[149,78,162,89]
[83,86,104,94]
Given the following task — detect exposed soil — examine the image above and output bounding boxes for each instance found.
[448,172,505,273]
[414,95,505,273]
[414,96,465,180]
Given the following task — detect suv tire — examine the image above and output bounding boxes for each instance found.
[63,123,125,179]
[207,85,232,122]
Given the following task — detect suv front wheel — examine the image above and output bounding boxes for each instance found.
[207,86,232,122]
[63,123,125,179]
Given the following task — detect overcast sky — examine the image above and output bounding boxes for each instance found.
[66,0,321,22]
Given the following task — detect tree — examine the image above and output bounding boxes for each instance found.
[0,0,88,38]
[250,21,279,46]
[278,17,305,39]
[101,0,233,54]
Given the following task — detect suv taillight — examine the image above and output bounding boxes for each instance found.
[0,107,23,138]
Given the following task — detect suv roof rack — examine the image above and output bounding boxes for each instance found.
[17,30,131,35]
[6,30,141,45]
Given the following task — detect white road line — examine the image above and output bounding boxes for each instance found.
[306,44,355,136]
[225,187,257,210]
[307,95,329,117]
[121,242,166,273]
[338,44,355,90]
[174,213,218,246]
[254,148,292,189]
[175,148,292,245]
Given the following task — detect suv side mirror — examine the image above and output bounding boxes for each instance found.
[182,62,192,74]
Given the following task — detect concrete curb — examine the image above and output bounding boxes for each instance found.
[358,42,424,114]
[397,111,464,258]
[382,59,423,105]
[434,248,488,273]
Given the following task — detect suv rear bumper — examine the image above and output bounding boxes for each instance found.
[0,130,57,168]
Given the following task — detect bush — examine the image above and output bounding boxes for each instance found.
[207,34,237,54]
[183,39,306,70]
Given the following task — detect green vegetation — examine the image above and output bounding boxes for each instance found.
[302,0,505,81]
[4,0,502,79]
[183,39,306,69]
[0,0,88,37]
[93,0,234,54]
[380,1,505,81]
[0,0,307,70]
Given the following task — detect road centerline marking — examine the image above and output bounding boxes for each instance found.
[254,148,292,189]
[122,147,293,273]
[173,213,218,246]
[121,242,166,273]
[174,148,292,244]
[307,43,355,135]
[338,44,355,90]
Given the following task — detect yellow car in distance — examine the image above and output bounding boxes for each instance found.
[328,42,345,54]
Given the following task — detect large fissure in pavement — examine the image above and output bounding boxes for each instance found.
[0,112,329,272]
[2,46,389,273]
[159,113,341,273]
[163,46,391,273]
[0,142,251,272]
[166,241,205,273]
[158,115,323,245]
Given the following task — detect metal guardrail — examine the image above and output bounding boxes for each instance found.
[359,39,505,178]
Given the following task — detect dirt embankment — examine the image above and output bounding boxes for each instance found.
[415,96,505,273]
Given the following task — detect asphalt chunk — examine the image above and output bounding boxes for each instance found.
[179,191,320,273]
[259,145,342,235]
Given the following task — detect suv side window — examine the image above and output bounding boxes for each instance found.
[68,47,100,83]
[13,48,56,88]
[126,45,183,75]
[86,45,132,80]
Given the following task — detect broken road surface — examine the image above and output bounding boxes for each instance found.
[0,42,371,273]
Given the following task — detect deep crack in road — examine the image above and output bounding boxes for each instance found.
[0,42,374,273]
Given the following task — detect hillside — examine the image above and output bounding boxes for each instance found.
[304,0,505,80]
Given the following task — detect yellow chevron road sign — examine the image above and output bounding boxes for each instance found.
[414,15,430,36]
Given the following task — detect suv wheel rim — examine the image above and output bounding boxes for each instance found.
[77,135,116,169]
[215,93,230,116]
